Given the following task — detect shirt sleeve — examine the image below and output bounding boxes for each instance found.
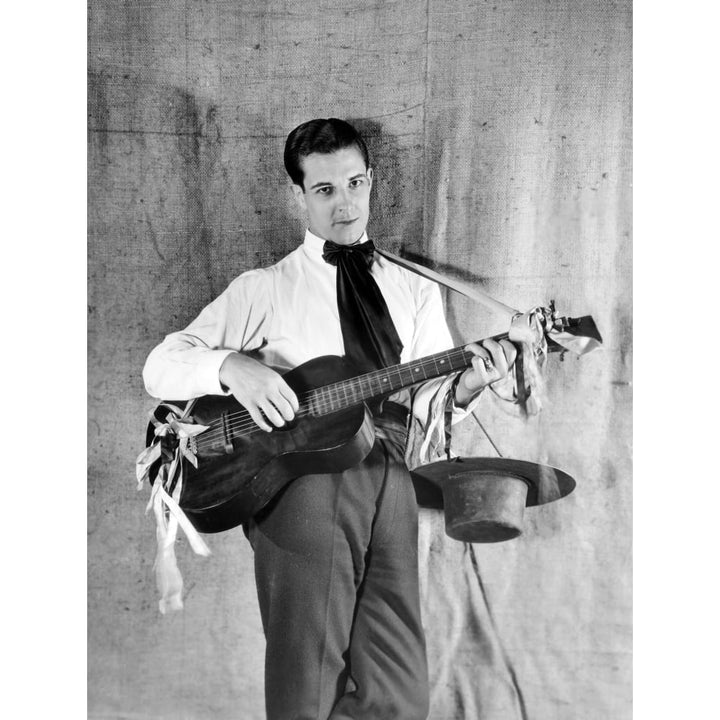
[142,270,272,400]
[405,275,483,427]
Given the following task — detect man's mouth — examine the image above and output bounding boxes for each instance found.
[334,218,358,226]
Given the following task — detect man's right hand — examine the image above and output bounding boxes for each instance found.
[219,353,299,432]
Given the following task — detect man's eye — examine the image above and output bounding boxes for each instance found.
[350,179,364,188]
[317,187,332,195]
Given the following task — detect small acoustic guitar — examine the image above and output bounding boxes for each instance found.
[145,315,598,533]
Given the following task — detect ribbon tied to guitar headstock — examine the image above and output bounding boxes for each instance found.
[506,302,602,416]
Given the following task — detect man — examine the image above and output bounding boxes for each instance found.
[143,118,516,720]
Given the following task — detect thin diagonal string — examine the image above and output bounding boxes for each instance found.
[471,411,504,458]
[194,325,525,445]
[198,375,447,446]
[467,544,529,720]
[196,347,475,443]
[199,401,316,441]
[193,383,360,445]
[194,324,529,445]
[194,348,476,445]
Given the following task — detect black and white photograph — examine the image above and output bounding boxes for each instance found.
[85,0,639,717]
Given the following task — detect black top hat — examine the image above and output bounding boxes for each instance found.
[411,456,576,543]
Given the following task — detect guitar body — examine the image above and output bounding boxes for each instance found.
[161,356,376,534]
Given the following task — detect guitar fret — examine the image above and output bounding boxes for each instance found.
[347,381,361,406]
[402,364,412,385]
[377,371,390,395]
[340,382,347,407]
[362,374,372,399]
[440,351,451,374]
[312,387,327,416]
[389,365,399,391]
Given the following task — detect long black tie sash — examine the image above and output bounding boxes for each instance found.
[322,239,403,373]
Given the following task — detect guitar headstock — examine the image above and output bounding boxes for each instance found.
[550,313,602,337]
[544,303,603,355]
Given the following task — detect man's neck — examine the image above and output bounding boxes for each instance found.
[305,228,369,247]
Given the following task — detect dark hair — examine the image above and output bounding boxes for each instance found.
[284,118,370,188]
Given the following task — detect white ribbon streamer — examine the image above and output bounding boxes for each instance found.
[136,406,211,613]
[418,373,461,465]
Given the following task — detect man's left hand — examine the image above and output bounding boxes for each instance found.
[454,339,518,408]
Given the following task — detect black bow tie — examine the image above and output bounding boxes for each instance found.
[319,237,402,374]
[322,239,375,268]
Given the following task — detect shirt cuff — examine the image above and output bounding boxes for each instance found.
[450,387,484,421]
[196,349,237,396]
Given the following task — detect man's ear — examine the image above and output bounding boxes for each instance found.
[291,183,306,212]
[367,167,373,188]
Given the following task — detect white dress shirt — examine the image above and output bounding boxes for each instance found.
[143,230,478,427]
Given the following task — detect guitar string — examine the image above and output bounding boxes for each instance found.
[190,328,519,446]
[195,349,504,446]
[194,349,472,444]
[194,349,474,447]
[194,395,438,448]
[195,349,474,443]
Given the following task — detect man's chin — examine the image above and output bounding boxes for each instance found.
[328,225,366,246]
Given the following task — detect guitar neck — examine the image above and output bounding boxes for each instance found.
[309,331,509,416]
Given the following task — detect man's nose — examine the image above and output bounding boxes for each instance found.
[334,188,354,214]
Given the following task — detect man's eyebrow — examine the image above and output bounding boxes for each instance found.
[309,173,367,190]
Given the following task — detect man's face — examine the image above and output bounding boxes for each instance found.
[292,146,373,246]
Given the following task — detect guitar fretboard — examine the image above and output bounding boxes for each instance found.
[306,343,479,416]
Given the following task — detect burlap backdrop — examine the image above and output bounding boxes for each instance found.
[88,1,631,718]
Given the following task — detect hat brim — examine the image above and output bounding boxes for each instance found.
[411,456,576,509]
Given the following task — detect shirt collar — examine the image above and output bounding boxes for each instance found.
[302,229,369,259]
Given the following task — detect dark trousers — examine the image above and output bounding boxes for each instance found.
[248,415,429,720]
